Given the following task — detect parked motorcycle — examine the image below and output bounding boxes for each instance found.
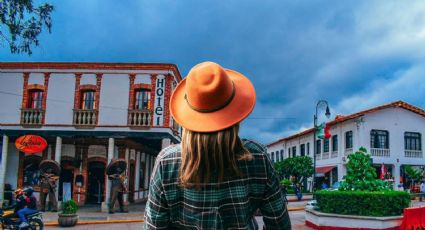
[0,208,43,230]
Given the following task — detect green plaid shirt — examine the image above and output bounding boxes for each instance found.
[144,142,291,229]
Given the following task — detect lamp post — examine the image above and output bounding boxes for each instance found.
[312,100,331,197]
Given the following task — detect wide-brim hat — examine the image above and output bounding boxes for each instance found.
[106,159,127,175]
[39,160,61,176]
[170,62,256,132]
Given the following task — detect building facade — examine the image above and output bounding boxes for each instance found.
[0,62,182,210]
[267,101,425,190]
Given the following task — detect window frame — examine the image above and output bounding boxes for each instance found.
[134,89,151,110]
[370,129,389,149]
[81,90,96,110]
[332,135,338,152]
[405,132,422,151]
[300,144,305,156]
[345,131,353,149]
[323,138,330,153]
[316,140,321,154]
[28,89,44,110]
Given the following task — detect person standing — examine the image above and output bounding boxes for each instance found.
[108,167,128,213]
[145,62,291,229]
[39,168,59,212]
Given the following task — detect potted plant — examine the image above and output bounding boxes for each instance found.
[58,199,78,227]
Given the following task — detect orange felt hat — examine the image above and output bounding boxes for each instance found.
[170,62,256,132]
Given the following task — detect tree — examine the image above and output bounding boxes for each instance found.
[404,165,423,188]
[0,0,54,55]
[275,156,314,185]
[339,147,390,191]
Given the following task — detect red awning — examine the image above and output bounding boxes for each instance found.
[316,166,336,174]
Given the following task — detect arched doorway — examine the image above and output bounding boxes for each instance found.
[87,160,106,204]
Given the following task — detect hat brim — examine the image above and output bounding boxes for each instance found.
[170,69,256,132]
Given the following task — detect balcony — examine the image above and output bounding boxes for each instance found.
[128,109,152,127]
[331,151,338,158]
[344,148,353,156]
[370,148,390,157]
[322,152,329,159]
[73,109,98,127]
[405,150,423,158]
[21,108,44,126]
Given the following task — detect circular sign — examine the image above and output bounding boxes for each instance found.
[15,135,48,154]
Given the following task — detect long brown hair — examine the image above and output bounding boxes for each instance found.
[179,124,252,188]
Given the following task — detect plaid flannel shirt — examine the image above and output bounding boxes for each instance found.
[144,142,291,230]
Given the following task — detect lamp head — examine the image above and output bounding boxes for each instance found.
[325,105,331,118]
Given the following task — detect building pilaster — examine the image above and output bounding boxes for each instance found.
[0,135,9,207]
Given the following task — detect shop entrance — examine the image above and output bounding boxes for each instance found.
[59,168,74,201]
[87,161,105,204]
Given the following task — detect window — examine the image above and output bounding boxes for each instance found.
[135,89,151,110]
[272,152,275,162]
[288,148,291,158]
[370,130,389,149]
[405,132,421,151]
[280,150,284,160]
[292,146,296,157]
[345,131,353,149]
[332,135,338,152]
[307,142,310,155]
[28,90,43,109]
[81,90,95,110]
[316,140,321,154]
[300,144,305,156]
[323,139,329,152]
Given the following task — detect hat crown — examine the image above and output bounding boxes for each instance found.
[186,62,234,111]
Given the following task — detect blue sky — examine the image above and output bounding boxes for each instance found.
[2,0,425,144]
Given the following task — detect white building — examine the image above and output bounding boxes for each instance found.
[266,101,425,190]
[0,62,182,210]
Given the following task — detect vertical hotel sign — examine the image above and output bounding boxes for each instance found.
[154,75,165,126]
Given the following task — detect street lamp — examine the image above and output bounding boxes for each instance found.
[312,100,331,197]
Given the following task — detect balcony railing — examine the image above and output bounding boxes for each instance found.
[405,150,423,158]
[322,152,329,159]
[371,148,390,157]
[73,109,98,127]
[344,148,353,156]
[21,108,44,126]
[315,153,321,160]
[331,151,338,158]
[128,109,152,127]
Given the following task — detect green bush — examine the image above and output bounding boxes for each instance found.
[315,190,410,216]
[62,199,78,214]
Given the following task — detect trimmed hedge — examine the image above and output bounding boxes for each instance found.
[315,190,410,216]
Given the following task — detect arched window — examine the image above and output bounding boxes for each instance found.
[81,90,96,110]
[28,89,44,109]
[135,89,151,110]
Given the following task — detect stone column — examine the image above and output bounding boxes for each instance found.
[141,152,147,198]
[123,148,129,207]
[144,154,150,191]
[101,137,114,212]
[0,135,9,207]
[161,138,171,149]
[134,151,140,201]
[394,163,401,190]
[54,136,62,209]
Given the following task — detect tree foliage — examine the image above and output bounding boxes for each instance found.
[0,0,54,55]
[339,147,391,191]
[404,165,423,184]
[274,156,314,184]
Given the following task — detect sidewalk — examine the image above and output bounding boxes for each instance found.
[42,196,311,226]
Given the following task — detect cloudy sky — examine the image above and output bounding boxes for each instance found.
[2,0,425,144]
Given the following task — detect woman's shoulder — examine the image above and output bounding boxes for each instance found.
[157,144,182,161]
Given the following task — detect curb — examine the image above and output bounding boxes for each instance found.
[288,207,305,211]
[44,219,144,227]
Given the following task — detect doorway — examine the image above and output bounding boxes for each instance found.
[59,166,74,202]
[129,161,135,203]
[87,161,105,204]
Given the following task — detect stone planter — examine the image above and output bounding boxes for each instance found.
[305,209,403,230]
[58,213,79,227]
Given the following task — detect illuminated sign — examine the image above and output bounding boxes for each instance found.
[15,135,47,154]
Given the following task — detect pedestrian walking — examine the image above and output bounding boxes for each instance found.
[144,62,291,229]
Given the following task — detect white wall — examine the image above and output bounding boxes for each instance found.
[0,72,23,123]
[45,73,75,124]
[98,74,130,126]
